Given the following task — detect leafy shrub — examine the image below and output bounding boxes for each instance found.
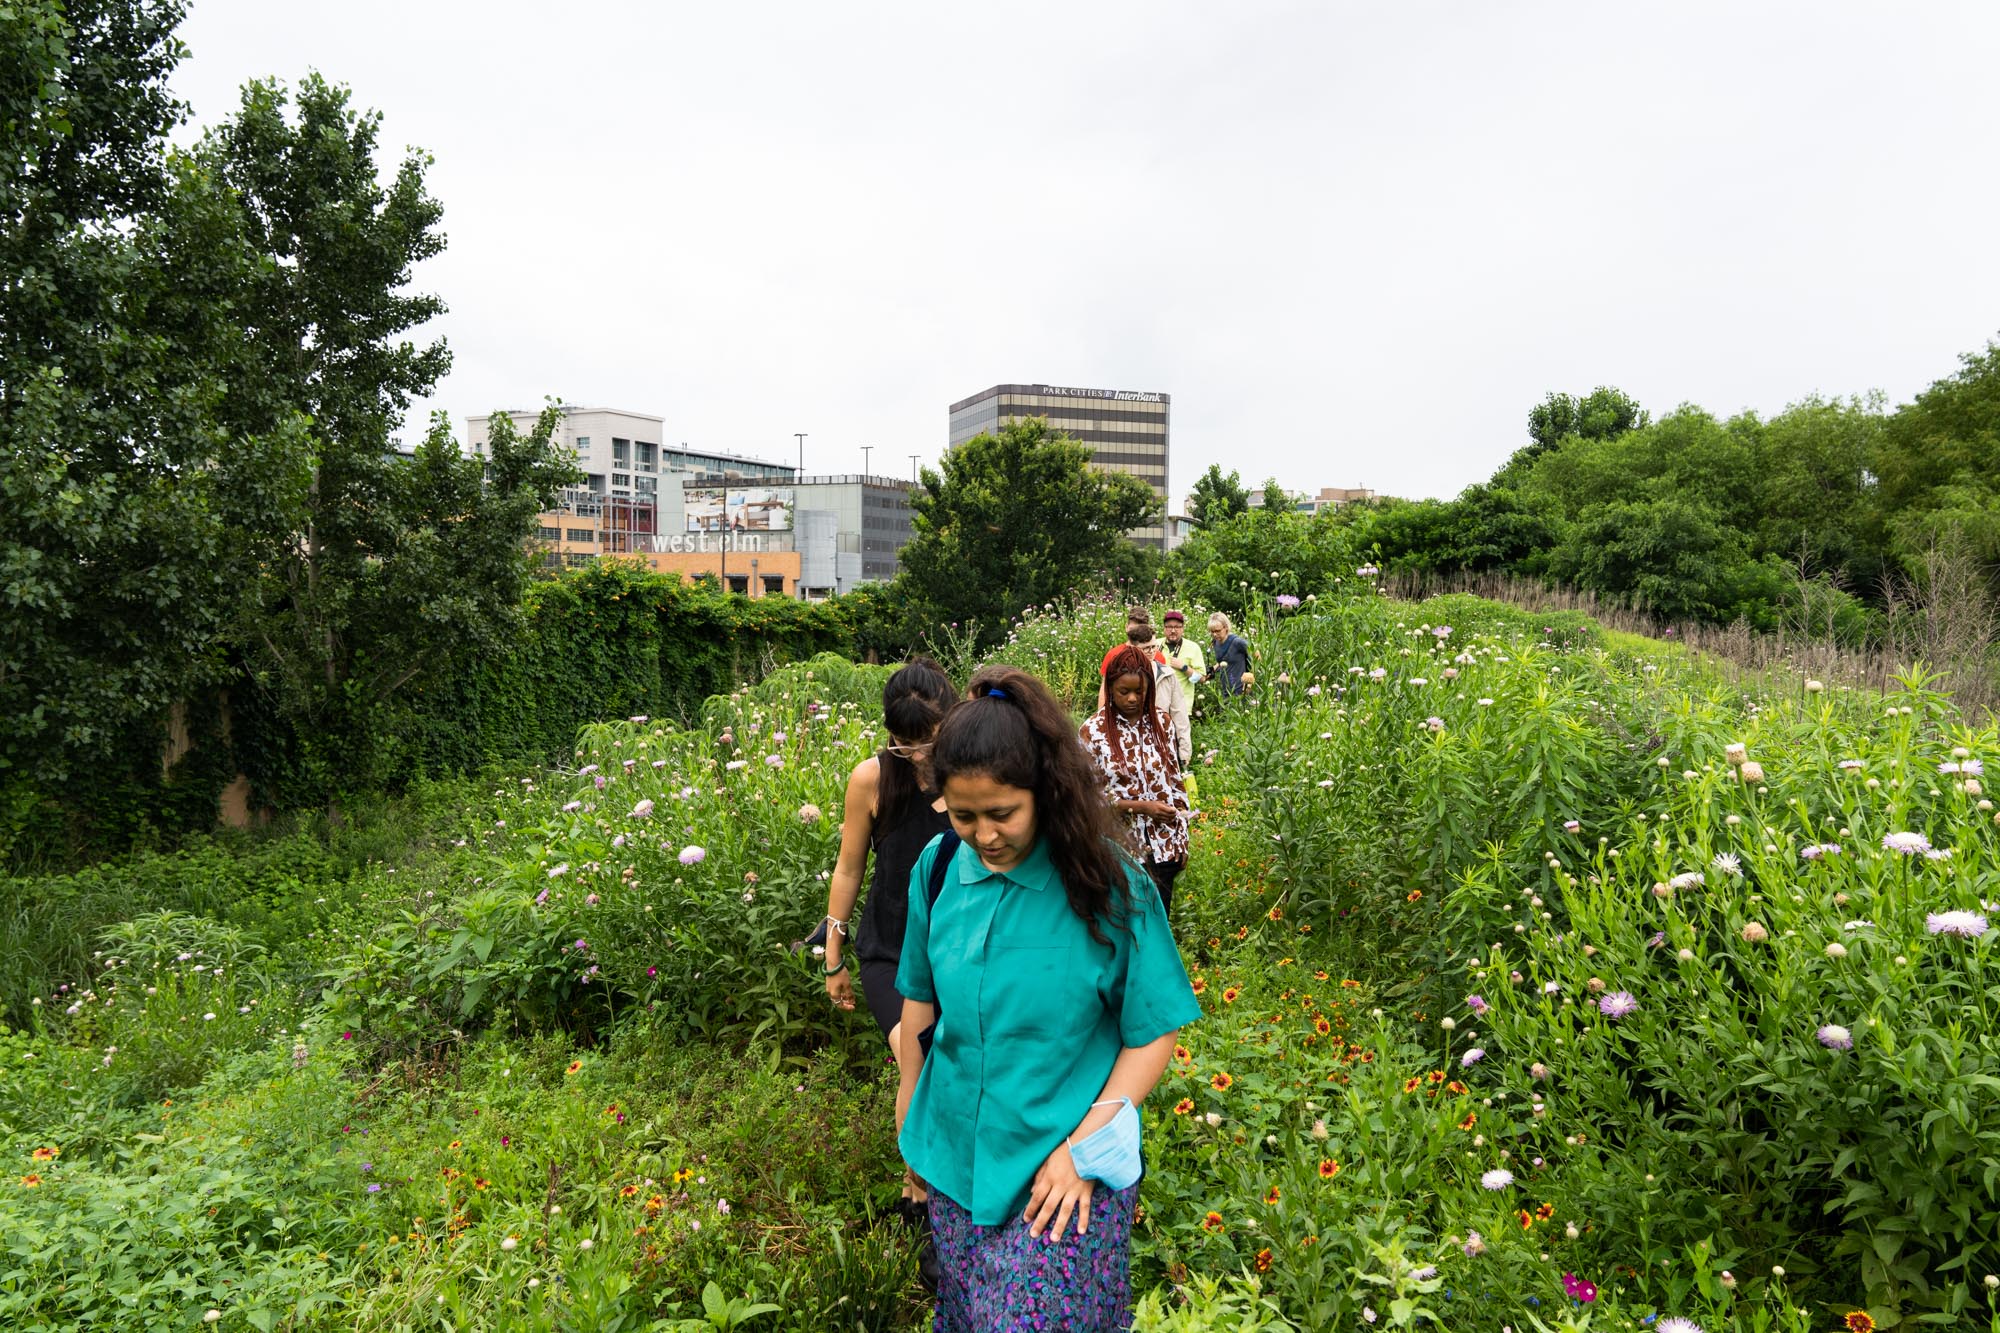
[1472,674,2000,1322]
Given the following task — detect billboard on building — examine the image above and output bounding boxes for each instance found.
[727,486,794,532]
[684,486,728,532]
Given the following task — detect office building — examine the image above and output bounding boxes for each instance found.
[471,407,919,597]
[947,383,1170,548]
[465,407,794,514]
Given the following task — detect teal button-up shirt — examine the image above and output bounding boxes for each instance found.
[896,834,1201,1225]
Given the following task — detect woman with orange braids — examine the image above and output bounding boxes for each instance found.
[1080,644,1192,913]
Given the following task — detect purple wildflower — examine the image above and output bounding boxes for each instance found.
[1597,991,1638,1020]
[1926,909,1989,938]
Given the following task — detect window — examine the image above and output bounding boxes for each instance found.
[538,525,560,541]
[566,528,595,543]
[726,575,749,594]
[762,574,786,596]
[564,552,594,568]
[575,436,591,452]
[612,438,630,463]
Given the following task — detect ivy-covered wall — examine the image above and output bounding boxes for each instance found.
[245,562,859,806]
[7,565,864,866]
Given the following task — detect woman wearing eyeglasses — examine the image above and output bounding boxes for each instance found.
[818,659,959,1239]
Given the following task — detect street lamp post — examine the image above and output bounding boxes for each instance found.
[794,432,807,477]
[860,445,873,477]
[909,454,919,484]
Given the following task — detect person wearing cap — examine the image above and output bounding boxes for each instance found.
[1159,610,1205,689]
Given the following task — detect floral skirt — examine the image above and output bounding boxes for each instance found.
[927,1182,1140,1332]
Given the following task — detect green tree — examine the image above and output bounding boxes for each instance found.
[898,418,1158,645]
[1187,463,1249,529]
[0,0,273,783]
[1872,338,2000,570]
[1259,477,1294,513]
[202,74,449,451]
[1499,386,1651,485]
[1544,496,1785,626]
[197,76,572,804]
[1347,486,1560,576]
[240,409,577,805]
[1165,507,1357,615]
[1749,394,1885,581]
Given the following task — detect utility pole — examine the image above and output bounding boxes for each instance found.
[794,432,807,478]
[860,445,873,477]
[909,454,920,484]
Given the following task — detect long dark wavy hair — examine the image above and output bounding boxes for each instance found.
[1099,643,1174,772]
[875,658,958,836]
[932,665,1133,944]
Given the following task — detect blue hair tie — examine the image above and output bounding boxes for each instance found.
[987,687,1008,700]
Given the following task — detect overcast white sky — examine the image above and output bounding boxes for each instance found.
[168,2,2000,503]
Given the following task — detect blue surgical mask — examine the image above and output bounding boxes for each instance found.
[1068,1097,1142,1189]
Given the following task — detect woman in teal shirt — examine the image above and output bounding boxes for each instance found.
[897,666,1201,1331]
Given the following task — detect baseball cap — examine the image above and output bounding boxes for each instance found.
[1162,609,1185,624]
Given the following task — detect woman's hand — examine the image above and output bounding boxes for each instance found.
[1024,1139,1095,1241]
[824,955,854,1010]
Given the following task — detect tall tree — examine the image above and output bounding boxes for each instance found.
[1187,463,1249,529]
[240,409,577,803]
[203,74,449,450]
[198,77,576,802]
[899,418,1157,645]
[0,0,272,783]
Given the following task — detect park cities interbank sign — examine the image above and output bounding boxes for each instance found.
[1037,385,1165,404]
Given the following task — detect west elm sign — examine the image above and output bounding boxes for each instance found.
[652,532,770,554]
[1037,385,1165,404]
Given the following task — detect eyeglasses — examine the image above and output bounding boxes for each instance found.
[884,742,932,760]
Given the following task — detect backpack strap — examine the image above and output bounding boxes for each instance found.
[926,829,962,909]
[915,829,961,1060]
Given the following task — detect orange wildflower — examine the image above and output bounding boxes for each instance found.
[1518,1209,1535,1229]
[1222,987,1241,1004]
[1313,1016,1332,1036]
[1264,1185,1281,1205]
[565,1060,583,1075]
[1173,1098,1195,1115]
[18,1174,41,1188]
[1402,1076,1423,1093]
[1318,1159,1340,1179]
[1202,1211,1225,1232]
[1535,1202,1555,1221]
[30,1147,58,1162]
[1210,1072,1234,1092]
[1254,1247,1273,1272]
